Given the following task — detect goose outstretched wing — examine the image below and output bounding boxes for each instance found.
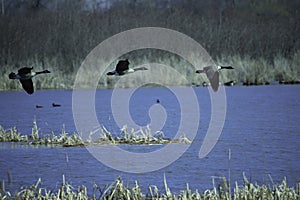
[20,79,34,94]
[209,71,219,92]
[18,67,33,75]
[115,60,129,74]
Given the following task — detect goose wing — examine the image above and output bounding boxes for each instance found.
[202,66,219,92]
[18,67,33,75]
[20,79,34,94]
[203,66,215,79]
[209,71,220,92]
[115,60,129,74]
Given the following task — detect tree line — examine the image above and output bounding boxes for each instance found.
[0,0,299,88]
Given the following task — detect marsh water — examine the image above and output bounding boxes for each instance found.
[0,85,300,195]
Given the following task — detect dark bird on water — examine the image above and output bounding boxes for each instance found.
[196,65,234,92]
[9,67,51,94]
[156,99,160,103]
[107,59,148,76]
[52,103,61,107]
[36,105,43,108]
[224,80,236,86]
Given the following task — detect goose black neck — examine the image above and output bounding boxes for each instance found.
[36,70,50,75]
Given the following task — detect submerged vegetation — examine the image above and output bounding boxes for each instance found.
[0,121,191,147]
[0,175,299,199]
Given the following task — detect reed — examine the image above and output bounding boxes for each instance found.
[88,125,191,145]
[0,175,299,200]
[0,121,191,147]
[29,124,85,147]
[0,175,89,200]
[0,125,28,142]
[1,51,300,92]
[216,51,300,85]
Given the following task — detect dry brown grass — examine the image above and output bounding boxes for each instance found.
[1,175,299,200]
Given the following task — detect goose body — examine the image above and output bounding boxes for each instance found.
[196,65,234,92]
[107,59,148,76]
[9,67,50,94]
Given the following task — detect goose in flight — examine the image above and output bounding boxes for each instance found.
[107,59,148,76]
[9,67,51,94]
[196,66,234,92]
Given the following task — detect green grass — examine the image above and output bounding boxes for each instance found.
[0,175,299,200]
[0,121,191,147]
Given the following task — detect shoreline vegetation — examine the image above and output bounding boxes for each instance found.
[1,0,300,91]
[1,51,300,91]
[0,121,191,147]
[0,174,299,199]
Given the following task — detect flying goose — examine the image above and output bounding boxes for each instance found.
[106,59,148,76]
[9,67,51,94]
[196,65,234,92]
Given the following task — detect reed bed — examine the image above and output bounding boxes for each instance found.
[0,121,191,147]
[0,175,89,200]
[216,52,300,85]
[0,175,299,200]
[1,51,300,92]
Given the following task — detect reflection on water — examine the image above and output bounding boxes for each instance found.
[0,85,300,194]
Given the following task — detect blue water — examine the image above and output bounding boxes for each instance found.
[0,85,300,195]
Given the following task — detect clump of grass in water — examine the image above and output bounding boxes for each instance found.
[0,122,191,147]
[116,125,170,145]
[30,120,39,140]
[0,175,299,199]
[29,124,85,147]
[0,125,28,142]
[98,125,191,145]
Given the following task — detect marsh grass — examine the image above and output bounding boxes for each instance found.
[0,121,191,147]
[0,175,299,200]
[0,126,28,142]
[1,175,89,200]
[217,51,300,85]
[114,125,191,145]
[1,51,300,92]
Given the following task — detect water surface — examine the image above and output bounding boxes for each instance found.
[0,85,299,194]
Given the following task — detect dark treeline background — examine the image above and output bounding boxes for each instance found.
[0,0,300,89]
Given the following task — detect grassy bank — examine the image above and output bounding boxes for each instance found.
[1,0,300,91]
[0,121,191,147]
[1,51,300,91]
[0,175,299,199]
